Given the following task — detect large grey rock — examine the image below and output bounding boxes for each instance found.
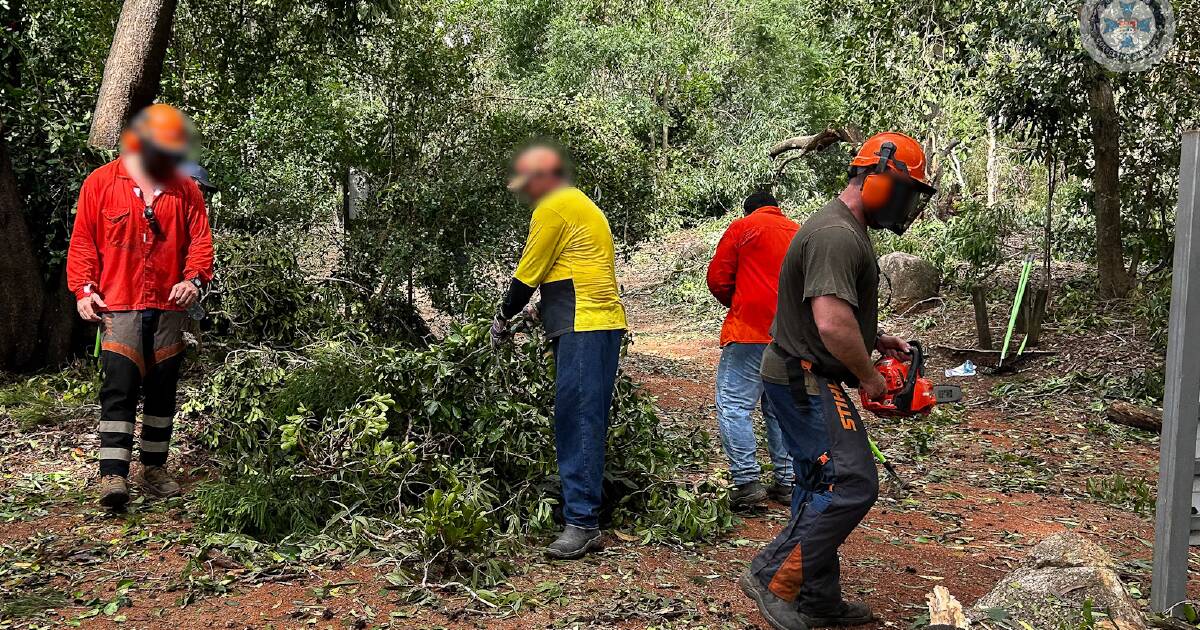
[969,532,1146,630]
[879,252,939,311]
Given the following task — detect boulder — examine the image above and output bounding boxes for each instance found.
[969,532,1146,630]
[879,252,939,311]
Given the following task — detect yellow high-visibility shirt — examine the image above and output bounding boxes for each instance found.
[514,187,627,336]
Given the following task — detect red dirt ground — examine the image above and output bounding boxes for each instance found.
[1,241,1194,629]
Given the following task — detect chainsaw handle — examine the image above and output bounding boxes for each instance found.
[893,340,924,411]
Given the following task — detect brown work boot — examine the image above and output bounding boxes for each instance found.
[98,475,129,510]
[134,465,182,498]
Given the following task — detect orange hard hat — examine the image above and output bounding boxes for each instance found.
[122,103,192,156]
[849,132,934,192]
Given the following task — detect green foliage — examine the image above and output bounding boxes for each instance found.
[1085,474,1155,516]
[183,307,731,581]
[0,364,97,429]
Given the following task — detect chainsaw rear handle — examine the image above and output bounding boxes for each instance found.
[891,340,923,412]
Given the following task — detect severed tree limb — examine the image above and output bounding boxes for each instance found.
[769,125,863,158]
[1106,400,1162,433]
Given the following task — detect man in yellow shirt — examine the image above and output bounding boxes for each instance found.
[493,143,627,560]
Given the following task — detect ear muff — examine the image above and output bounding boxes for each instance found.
[860,141,897,211]
[120,129,141,153]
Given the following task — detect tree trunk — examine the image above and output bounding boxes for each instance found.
[987,117,1000,207]
[0,134,46,371]
[88,0,179,149]
[1087,71,1132,298]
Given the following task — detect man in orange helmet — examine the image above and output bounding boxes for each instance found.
[66,104,214,510]
[739,133,936,629]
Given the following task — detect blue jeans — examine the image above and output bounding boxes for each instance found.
[715,343,793,487]
[552,329,624,529]
[763,381,829,515]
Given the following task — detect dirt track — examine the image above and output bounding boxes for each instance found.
[0,235,1193,628]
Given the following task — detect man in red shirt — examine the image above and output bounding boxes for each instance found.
[66,104,214,509]
[706,191,799,508]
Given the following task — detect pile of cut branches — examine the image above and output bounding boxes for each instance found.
[182,307,730,582]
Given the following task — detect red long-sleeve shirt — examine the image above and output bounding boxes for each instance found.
[66,158,214,312]
[706,206,799,346]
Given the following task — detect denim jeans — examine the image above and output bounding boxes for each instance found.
[552,329,624,529]
[715,343,793,487]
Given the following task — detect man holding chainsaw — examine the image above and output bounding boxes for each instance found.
[67,104,213,510]
[492,142,627,560]
[739,132,936,630]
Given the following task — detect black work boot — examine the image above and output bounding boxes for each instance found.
[739,571,810,630]
[731,481,768,509]
[768,481,794,504]
[798,600,875,627]
[546,525,602,560]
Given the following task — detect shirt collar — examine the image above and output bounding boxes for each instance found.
[750,205,783,217]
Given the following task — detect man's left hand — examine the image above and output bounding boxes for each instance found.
[875,334,910,360]
[168,281,200,308]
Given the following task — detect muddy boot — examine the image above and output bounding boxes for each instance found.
[739,571,810,630]
[134,465,182,498]
[98,475,129,510]
[545,525,603,560]
[731,481,768,509]
[798,600,874,627]
[768,481,793,504]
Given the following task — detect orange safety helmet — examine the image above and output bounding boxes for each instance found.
[120,103,193,157]
[849,132,937,235]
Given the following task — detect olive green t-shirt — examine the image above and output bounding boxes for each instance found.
[761,198,878,386]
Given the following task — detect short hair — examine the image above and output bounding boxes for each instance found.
[743,190,778,215]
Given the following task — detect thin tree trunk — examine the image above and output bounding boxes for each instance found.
[0,134,45,370]
[987,117,1000,207]
[1087,71,1132,298]
[88,0,179,149]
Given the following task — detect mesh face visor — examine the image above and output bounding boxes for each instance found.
[892,177,937,235]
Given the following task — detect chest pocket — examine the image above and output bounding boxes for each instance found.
[102,207,135,248]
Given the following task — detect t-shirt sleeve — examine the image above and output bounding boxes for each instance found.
[513,205,569,288]
[800,227,864,307]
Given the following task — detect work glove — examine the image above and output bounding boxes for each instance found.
[490,314,510,348]
[521,302,539,323]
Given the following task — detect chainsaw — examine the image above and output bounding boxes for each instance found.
[860,340,962,418]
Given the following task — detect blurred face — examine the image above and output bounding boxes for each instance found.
[140,143,184,181]
[508,146,566,204]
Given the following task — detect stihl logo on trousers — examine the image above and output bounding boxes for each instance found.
[828,384,858,431]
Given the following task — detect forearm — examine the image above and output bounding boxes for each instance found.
[498,278,536,320]
[818,320,877,384]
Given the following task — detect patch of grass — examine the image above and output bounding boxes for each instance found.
[1085,474,1155,516]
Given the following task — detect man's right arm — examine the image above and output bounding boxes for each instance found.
[800,227,886,398]
[499,207,568,320]
[66,179,105,321]
[811,296,885,398]
[705,224,740,308]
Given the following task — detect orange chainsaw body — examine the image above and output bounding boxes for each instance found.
[860,340,961,418]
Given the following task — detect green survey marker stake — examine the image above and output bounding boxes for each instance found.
[93,327,102,358]
[999,254,1034,367]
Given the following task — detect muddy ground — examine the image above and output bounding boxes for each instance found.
[1,228,1195,629]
